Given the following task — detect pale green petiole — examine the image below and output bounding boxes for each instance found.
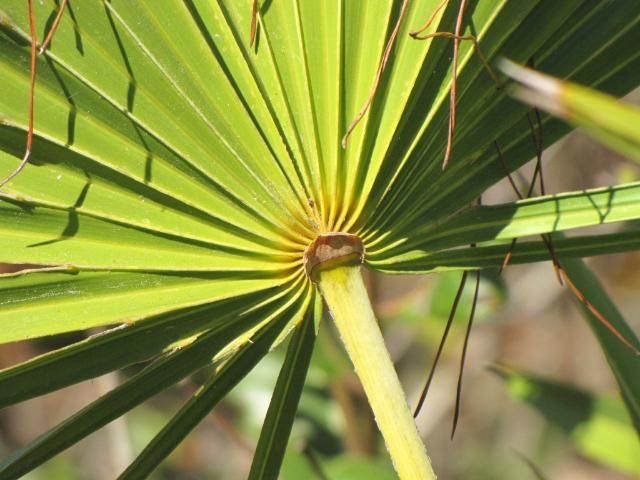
[319,266,436,480]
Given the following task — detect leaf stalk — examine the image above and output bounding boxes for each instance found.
[319,266,436,480]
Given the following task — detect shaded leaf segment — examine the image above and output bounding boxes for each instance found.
[248,295,320,480]
[0,201,298,271]
[371,229,640,274]
[118,289,314,479]
[369,182,640,266]
[0,1,310,230]
[357,0,640,246]
[0,269,286,342]
[0,287,287,406]
[0,281,313,479]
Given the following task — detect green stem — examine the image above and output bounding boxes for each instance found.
[318,266,436,480]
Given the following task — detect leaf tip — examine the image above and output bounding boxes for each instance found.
[499,59,566,117]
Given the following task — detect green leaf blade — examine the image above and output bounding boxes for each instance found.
[504,61,640,164]
[248,294,319,480]
[0,269,283,342]
[0,290,300,479]
[119,289,312,479]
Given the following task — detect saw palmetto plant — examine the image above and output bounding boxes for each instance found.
[1,0,639,478]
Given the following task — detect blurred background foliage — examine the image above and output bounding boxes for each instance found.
[1,102,638,478]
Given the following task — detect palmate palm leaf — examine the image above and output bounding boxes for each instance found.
[0,0,639,478]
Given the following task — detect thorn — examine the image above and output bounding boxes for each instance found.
[500,239,516,272]
[250,0,258,47]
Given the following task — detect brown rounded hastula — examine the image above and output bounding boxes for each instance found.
[303,233,365,281]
